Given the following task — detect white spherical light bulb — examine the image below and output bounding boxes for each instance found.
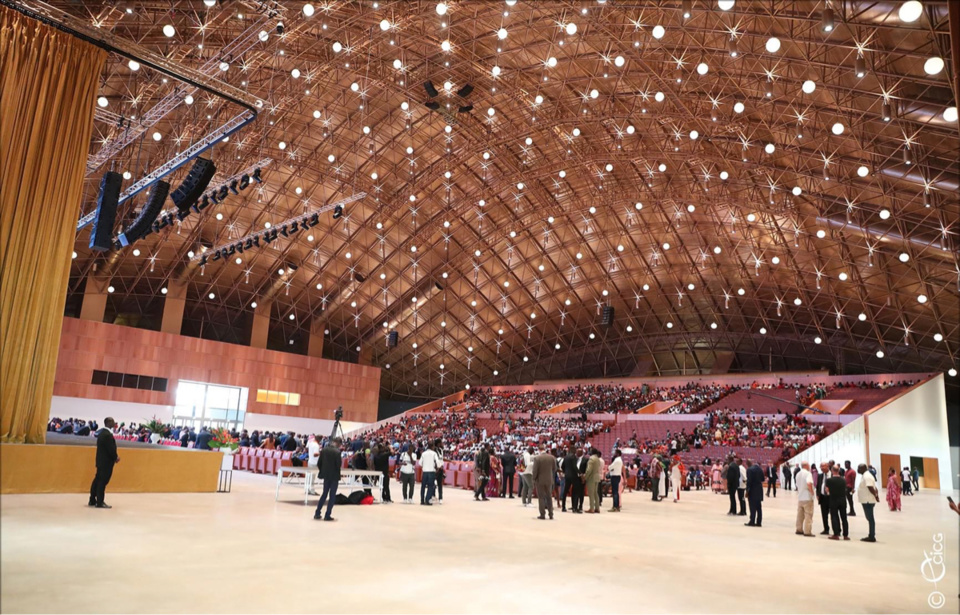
[162,24,175,37]
[802,80,816,94]
[831,122,845,135]
[765,37,781,53]
[924,57,944,75]
[566,23,578,35]
[696,62,708,75]
[898,1,923,22]
[436,2,448,15]
[652,25,665,39]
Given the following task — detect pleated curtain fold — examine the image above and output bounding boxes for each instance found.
[0,6,106,443]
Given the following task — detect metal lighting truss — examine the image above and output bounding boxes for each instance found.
[85,9,279,174]
[0,2,265,230]
[191,192,367,264]
[142,158,274,232]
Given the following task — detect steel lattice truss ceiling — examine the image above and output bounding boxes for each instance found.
[61,0,959,400]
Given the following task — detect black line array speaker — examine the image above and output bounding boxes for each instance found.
[387,330,399,348]
[118,180,170,247]
[89,171,122,252]
[170,157,216,213]
[601,305,615,327]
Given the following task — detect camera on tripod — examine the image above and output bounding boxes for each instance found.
[334,407,344,420]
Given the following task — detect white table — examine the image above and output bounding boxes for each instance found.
[275,467,384,504]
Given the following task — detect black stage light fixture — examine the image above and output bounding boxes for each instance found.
[239,174,250,190]
[332,204,344,219]
[387,330,399,348]
[601,305,615,327]
[89,171,123,252]
[118,180,170,246]
[170,157,216,213]
[252,168,263,183]
[424,80,439,97]
[456,83,474,98]
[458,104,474,113]
[229,179,239,195]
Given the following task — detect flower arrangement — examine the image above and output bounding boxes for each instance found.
[142,417,166,434]
[210,427,239,451]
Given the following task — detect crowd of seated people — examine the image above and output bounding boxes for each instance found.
[47,417,98,436]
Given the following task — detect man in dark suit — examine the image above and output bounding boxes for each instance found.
[726,458,740,514]
[195,426,213,450]
[314,437,342,521]
[560,448,580,512]
[574,449,588,512]
[766,463,777,497]
[816,462,833,535]
[825,466,849,540]
[473,445,491,501]
[531,449,558,520]
[89,417,119,508]
[500,449,517,498]
[744,460,765,527]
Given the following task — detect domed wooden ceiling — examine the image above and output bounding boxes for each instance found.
[59,0,958,398]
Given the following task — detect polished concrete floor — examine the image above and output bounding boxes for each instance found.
[2,472,957,614]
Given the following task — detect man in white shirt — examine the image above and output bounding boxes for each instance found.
[795,461,815,536]
[857,463,879,542]
[419,443,440,506]
[398,443,417,504]
[520,446,535,506]
[737,462,748,516]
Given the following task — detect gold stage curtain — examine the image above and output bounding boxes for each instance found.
[0,6,106,443]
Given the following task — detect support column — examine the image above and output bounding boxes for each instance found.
[160,280,187,335]
[308,318,325,358]
[79,276,109,323]
[250,301,272,349]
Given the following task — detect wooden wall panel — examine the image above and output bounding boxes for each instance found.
[53,318,380,423]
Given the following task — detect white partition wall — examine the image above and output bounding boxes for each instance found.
[789,415,867,470]
[866,374,953,493]
[788,375,954,493]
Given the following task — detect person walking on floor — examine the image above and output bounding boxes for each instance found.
[857,463,879,542]
[373,444,392,503]
[532,448,558,520]
[843,461,857,516]
[782,462,793,492]
[314,437,342,521]
[651,455,664,502]
[399,446,417,503]
[725,457,740,514]
[584,449,602,513]
[419,442,440,506]
[434,440,445,505]
[825,466,849,540]
[744,459,764,527]
[608,450,624,512]
[670,456,682,503]
[911,467,920,493]
[474,444,491,501]
[795,461,815,537]
[900,467,913,496]
[886,468,902,511]
[766,463,778,498]
[520,446,535,506]
[500,448,517,499]
[89,417,119,509]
